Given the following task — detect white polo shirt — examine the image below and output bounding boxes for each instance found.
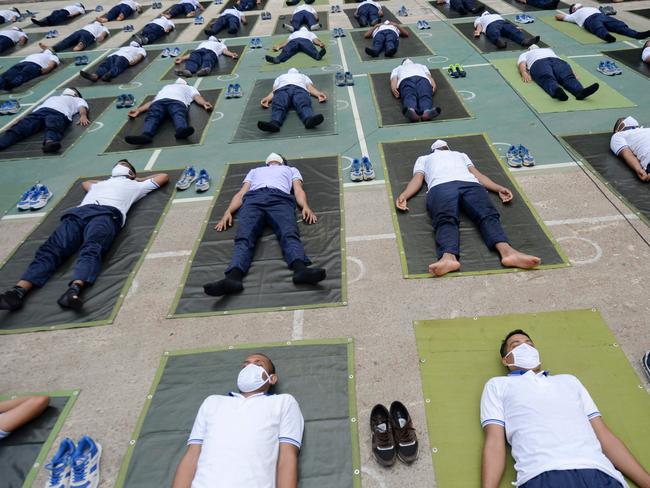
[154,83,200,106]
[0,28,27,43]
[413,150,478,190]
[356,0,381,12]
[179,0,201,7]
[474,12,503,30]
[517,48,558,69]
[0,10,19,21]
[480,371,628,487]
[610,127,650,170]
[197,39,227,56]
[245,165,302,194]
[119,0,141,10]
[373,22,399,37]
[35,95,89,121]
[188,392,304,488]
[23,50,60,68]
[273,71,312,91]
[293,4,316,15]
[82,22,110,39]
[151,16,175,30]
[563,6,600,27]
[390,62,431,87]
[642,47,650,63]
[64,4,86,16]
[80,176,159,225]
[110,45,146,63]
[219,7,243,19]
[288,27,317,42]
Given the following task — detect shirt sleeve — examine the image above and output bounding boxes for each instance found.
[573,376,601,420]
[291,167,303,181]
[243,169,255,184]
[134,178,160,201]
[610,132,627,156]
[563,13,577,24]
[643,48,650,63]
[480,379,505,428]
[473,18,480,27]
[390,67,400,80]
[462,152,474,168]
[304,75,313,86]
[517,52,527,66]
[278,395,304,449]
[189,86,200,99]
[187,398,210,445]
[413,156,425,175]
[78,98,90,111]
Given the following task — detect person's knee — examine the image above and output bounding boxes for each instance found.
[27,395,50,413]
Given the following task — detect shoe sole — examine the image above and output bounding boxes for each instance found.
[176,177,197,190]
[362,172,375,181]
[30,196,52,210]
[350,174,363,182]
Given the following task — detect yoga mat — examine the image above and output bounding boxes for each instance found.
[343,6,400,27]
[0,169,182,334]
[415,309,650,488]
[381,134,567,277]
[224,0,269,10]
[539,15,636,44]
[202,13,259,38]
[497,0,569,12]
[0,391,78,488]
[630,8,650,19]
[171,156,344,317]
[0,97,113,161]
[454,20,547,53]
[607,48,650,79]
[105,89,220,152]
[260,34,332,71]
[161,44,244,79]
[492,57,635,113]
[46,28,122,51]
[350,27,432,61]
[231,74,335,143]
[124,20,192,46]
[163,0,212,16]
[71,48,162,87]
[0,58,67,93]
[0,35,40,55]
[272,11,329,35]
[24,12,87,29]
[430,1,494,19]
[562,131,650,228]
[369,69,471,127]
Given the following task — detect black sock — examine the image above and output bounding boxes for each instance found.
[226,267,244,281]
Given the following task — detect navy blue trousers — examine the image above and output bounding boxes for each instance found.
[206,14,240,35]
[141,23,166,42]
[53,29,96,51]
[270,85,314,126]
[521,469,623,488]
[399,76,433,114]
[426,181,508,258]
[524,0,558,8]
[238,0,257,10]
[450,0,477,14]
[0,108,69,149]
[369,30,399,56]
[0,61,42,91]
[278,38,320,62]
[0,34,15,53]
[228,188,310,274]
[357,5,380,27]
[167,2,196,18]
[185,48,217,73]
[40,9,73,26]
[530,57,582,97]
[291,10,318,30]
[142,99,189,137]
[485,20,524,45]
[22,205,122,287]
[95,54,130,79]
[0,15,7,24]
[583,13,639,40]
[104,3,135,20]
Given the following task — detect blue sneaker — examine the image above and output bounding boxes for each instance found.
[0,99,19,115]
[515,14,524,23]
[506,145,522,168]
[608,60,622,75]
[225,83,234,99]
[597,60,615,76]
[176,166,197,190]
[345,71,354,86]
[350,158,363,182]
[51,29,59,38]
[116,94,127,108]
[195,169,211,192]
[17,184,41,210]
[170,47,180,57]
[422,20,430,29]
[232,83,242,98]
[335,71,345,86]
[45,438,75,488]
[361,156,375,181]
[338,27,345,37]
[70,436,101,488]
[95,5,103,12]
[161,47,170,58]
[29,184,52,210]
[518,144,535,167]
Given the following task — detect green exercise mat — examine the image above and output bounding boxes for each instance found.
[231,74,335,143]
[161,45,244,79]
[272,12,329,35]
[24,12,88,29]
[415,309,650,488]
[260,34,331,71]
[201,13,259,39]
[350,27,432,61]
[0,57,67,93]
[369,69,471,127]
[430,1,494,19]
[0,170,182,334]
[381,134,568,277]
[343,7,399,27]
[0,391,78,488]
[115,340,360,488]
[606,48,650,79]
[71,48,162,87]
[539,15,637,44]
[170,155,344,317]
[492,57,635,113]
[496,0,569,12]
[454,21,547,53]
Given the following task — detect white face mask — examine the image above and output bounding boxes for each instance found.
[506,343,540,370]
[112,164,133,178]
[237,363,271,393]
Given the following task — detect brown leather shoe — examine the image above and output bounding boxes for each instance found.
[370,404,397,466]
[390,401,418,464]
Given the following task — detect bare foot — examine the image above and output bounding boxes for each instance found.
[117,13,125,20]
[73,43,85,51]
[500,250,541,269]
[428,253,461,277]
[38,41,50,51]
[96,16,107,22]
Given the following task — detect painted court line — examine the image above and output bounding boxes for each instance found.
[544,214,638,226]
[337,38,369,157]
[291,309,304,340]
[145,250,192,259]
[347,233,396,242]
[1,212,47,221]
[144,148,162,170]
[171,196,213,204]
[568,54,602,58]
[463,63,490,68]
[509,161,578,172]
[343,180,385,188]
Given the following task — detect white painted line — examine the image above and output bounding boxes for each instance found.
[171,196,213,204]
[624,40,639,48]
[291,309,304,340]
[352,73,368,78]
[463,62,490,68]
[145,250,192,259]
[509,161,579,172]
[344,179,385,188]
[1,212,46,221]
[556,236,603,265]
[545,214,638,226]
[193,77,203,89]
[568,54,603,58]
[347,233,396,242]
[144,149,162,170]
[337,38,369,157]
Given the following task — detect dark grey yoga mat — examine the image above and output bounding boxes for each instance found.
[496,0,569,12]
[160,44,243,79]
[123,20,192,46]
[350,27,432,61]
[70,48,162,87]
[343,6,399,27]
[607,48,650,79]
[273,11,329,34]
[430,0,494,19]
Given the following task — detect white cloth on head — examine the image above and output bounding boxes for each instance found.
[273,71,313,91]
[413,150,478,190]
[218,7,243,19]
[390,62,431,87]
[64,4,85,15]
[473,12,503,29]
[0,10,19,21]
[245,165,302,194]
[23,50,60,68]
[0,28,27,42]
[151,16,175,30]
[480,371,628,487]
[562,6,599,27]
[430,139,448,151]
[642,47,650,63]
[355,0,381,12]
[187,392,304,488]
[82,21,110,39]
[179,0,201,6]
[34,94,88,121]
[293,4,316,15]
[288,27,317,42]
[197,38,227,56]
[109,44,146,63]
[153,83,200,106]
[517,47,558,69]
[373,22,399,37]
[265,152,283,164]
[610,127,650,170]
[119,0,140,9]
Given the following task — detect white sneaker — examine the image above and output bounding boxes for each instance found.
[70,436,101,488]
[29,185,52,210]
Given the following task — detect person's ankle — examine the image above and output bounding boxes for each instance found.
[226,267,244,281]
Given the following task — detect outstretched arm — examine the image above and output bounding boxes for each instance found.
[364,26,375,38]
[474,24,483,37]
[273,39,289,51]
[172,444,202,488]
[395,172,425,211]
[397,24,410,37]
[193,93,213,111]
[215,181,251,231]
[555,12,567,21]
[42,60,58,74]
[223,47,239,58]
[77,106,90,126]
[138,173,169,187]
[261,90,274,107]
[128,100,153,118]
[468,166,512,203]
[481,424,507,488]
[306,83,327,102]
[292,179,317,224]
[276,443,299,488]
[426,72,437,92]
[390,77,400,98]
[518,62,531,83]
[618,148,650,181]
[130,53,145,65]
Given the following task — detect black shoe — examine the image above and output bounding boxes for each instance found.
[642,351,650,382]
[604,34,616,43]
[0,288,25,311]
[370,404,397,466]
[196,67,211,76]
[553,86,568,101]
[495,38,507,48]
[293,266,326,285]
[57,284,83,310]
[175,126,195,139]
[404,107,420,122]
[304,114,324,129]
[31,18,46,26]
[456,7,467,15]
[175,68,193,77]
[79,70,98,82]
[522,35,540,47]
[203,278,244,296]
[385,48,397,57]
[42,141,61,153]
[125,134,153,145]
[258,120,280,132]
[365,47,378,57]
[265,54,280,64]
[470,5,484,14]
[420,107,441,121]
[390,401,419,464]
[575,82,599,100]
[316,47,326,60]
[635,30,650,40]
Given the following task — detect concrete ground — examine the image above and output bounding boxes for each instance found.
[1,0,650,486]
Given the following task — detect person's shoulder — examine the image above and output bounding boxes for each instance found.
[272,392,301,407]
[483,375,509,389]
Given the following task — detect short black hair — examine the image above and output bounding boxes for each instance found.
[253,352,276,374]
[613,117,626,133]
[569,3,577,13]
[500,329,531,358]
[645,40,650,49]
[67,87,82,98]
[116,159,136,176]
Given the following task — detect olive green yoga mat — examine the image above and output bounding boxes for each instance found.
[539,15,637,44]
[415,309,650,488]
[259,34,332,71]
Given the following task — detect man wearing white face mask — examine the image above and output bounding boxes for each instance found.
[480,330,650,488]
[610,116,650,182]
[172,353,304,488]
[389,58,441,122]
[80,41,146,82]
[124,78,213,145]
[0,160,169,311]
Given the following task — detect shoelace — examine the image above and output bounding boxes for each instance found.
[374,427,393,447]
[46,460,67,486]
[72,455,89,483]
[397,423,417,445]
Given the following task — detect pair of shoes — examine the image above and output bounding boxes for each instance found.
[330,4,341,12]
[25,9,36,17]
[193,15,204,24]
[123,23,134,31]
[161,47,180,57]
[95,5,104,12]
[642,351,650,382]
[249,37,262,48]
[332,27,345,37]
[350,156,375,182]
[176,166,211,191]
[0,99,21,115]
[506,144,535,168]
[335,71,353,86]
[45,29,59,39]
[514,13,534,23]
[45,436,101,488]
[152,1,162,8]
[599,5,616,15]
[447,63,466,78]
[416,20,430,29]
[397,5,408,16]
[261,11,272,20]
[74,55,89,65]
[597,60,622,75]
[371,402,418,466]
[17,183,52,210]
[116,93,135,108]
[225,83,242,98]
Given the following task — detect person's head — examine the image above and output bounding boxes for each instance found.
[401,58,413,66]
[613,116,639,133]
[237,353,278,394]
[644,40,650,49]
[208,35,218,42]
[174,77,188,85]
[383,20,390,25]
[77,2,85,9]
[62,87,82,98]
[265,152,286,166]
[430,139,449,152]
[11,26,23,32]
[569,3,582,13]
[130,40,141,48]
[112,159,136,179]
[287,67,300,75]
[500,329,541,371]
[528,44,539,51]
